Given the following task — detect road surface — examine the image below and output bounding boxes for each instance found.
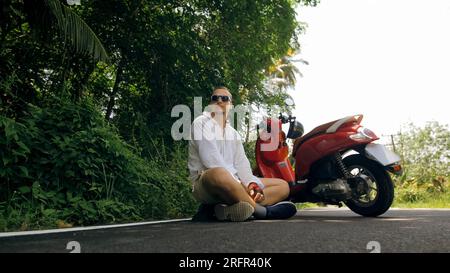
[0,208,449,253]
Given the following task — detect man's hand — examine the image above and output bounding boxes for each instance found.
[248,182,265,203]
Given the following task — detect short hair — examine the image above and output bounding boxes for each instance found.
[212,86,232,98]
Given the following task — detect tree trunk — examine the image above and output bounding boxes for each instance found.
[245,112,250,143]
[105,60,123,121]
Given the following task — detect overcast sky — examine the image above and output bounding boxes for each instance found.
[290,0,450,141]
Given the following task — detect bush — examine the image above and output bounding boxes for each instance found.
[243,140,257,169]
[394,122,449,185]
[395,181,427,203]
[136,139,198,220]
[391,122,449,207]
[0,98,196,231]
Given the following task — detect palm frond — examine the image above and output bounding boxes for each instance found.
[46,0,109,63]
[24,0,109,63]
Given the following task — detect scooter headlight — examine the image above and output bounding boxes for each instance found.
[349,127,377,141]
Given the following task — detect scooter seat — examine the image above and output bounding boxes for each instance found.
[292,119,337,157]
[292,115,363,157]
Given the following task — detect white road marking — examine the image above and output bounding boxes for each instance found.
[0,218,191,238]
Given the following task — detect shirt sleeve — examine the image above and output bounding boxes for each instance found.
[233,135,265,190]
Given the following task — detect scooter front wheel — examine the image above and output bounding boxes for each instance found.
[343,155,394,217]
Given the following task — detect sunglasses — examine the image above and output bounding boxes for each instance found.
[211,95,231,102]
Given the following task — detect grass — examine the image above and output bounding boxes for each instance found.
[296,202,322,209]
[294,185,449,210]
[393,179,449,208]
[392,193,449,208]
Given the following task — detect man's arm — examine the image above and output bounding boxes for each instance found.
[234,137,265,190]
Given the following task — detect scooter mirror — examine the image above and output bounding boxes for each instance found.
[284,98,295,107]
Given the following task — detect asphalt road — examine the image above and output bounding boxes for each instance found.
[0,208,449,253]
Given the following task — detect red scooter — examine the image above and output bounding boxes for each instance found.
[254,104,402,217]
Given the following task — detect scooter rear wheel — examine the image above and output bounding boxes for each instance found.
[343,155,394,217]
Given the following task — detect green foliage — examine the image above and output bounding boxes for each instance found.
[393,179,449,208]
[243,140,257,170]
[143,143,198,219]
[394,122,449,185]
[24,0,109,62]
[0,98,196,231]
[392,122,449,207]
[1,0,316,151]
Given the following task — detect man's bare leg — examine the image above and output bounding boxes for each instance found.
[248,178,296,220]
[201,167,256,207]
[198,169,295,220]
[258,178,290,206]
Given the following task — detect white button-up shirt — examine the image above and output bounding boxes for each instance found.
[188,112,265,189]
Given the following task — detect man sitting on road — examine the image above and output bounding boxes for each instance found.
[188,86,297,221]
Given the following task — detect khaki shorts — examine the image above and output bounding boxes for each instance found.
[192,171,222,204]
